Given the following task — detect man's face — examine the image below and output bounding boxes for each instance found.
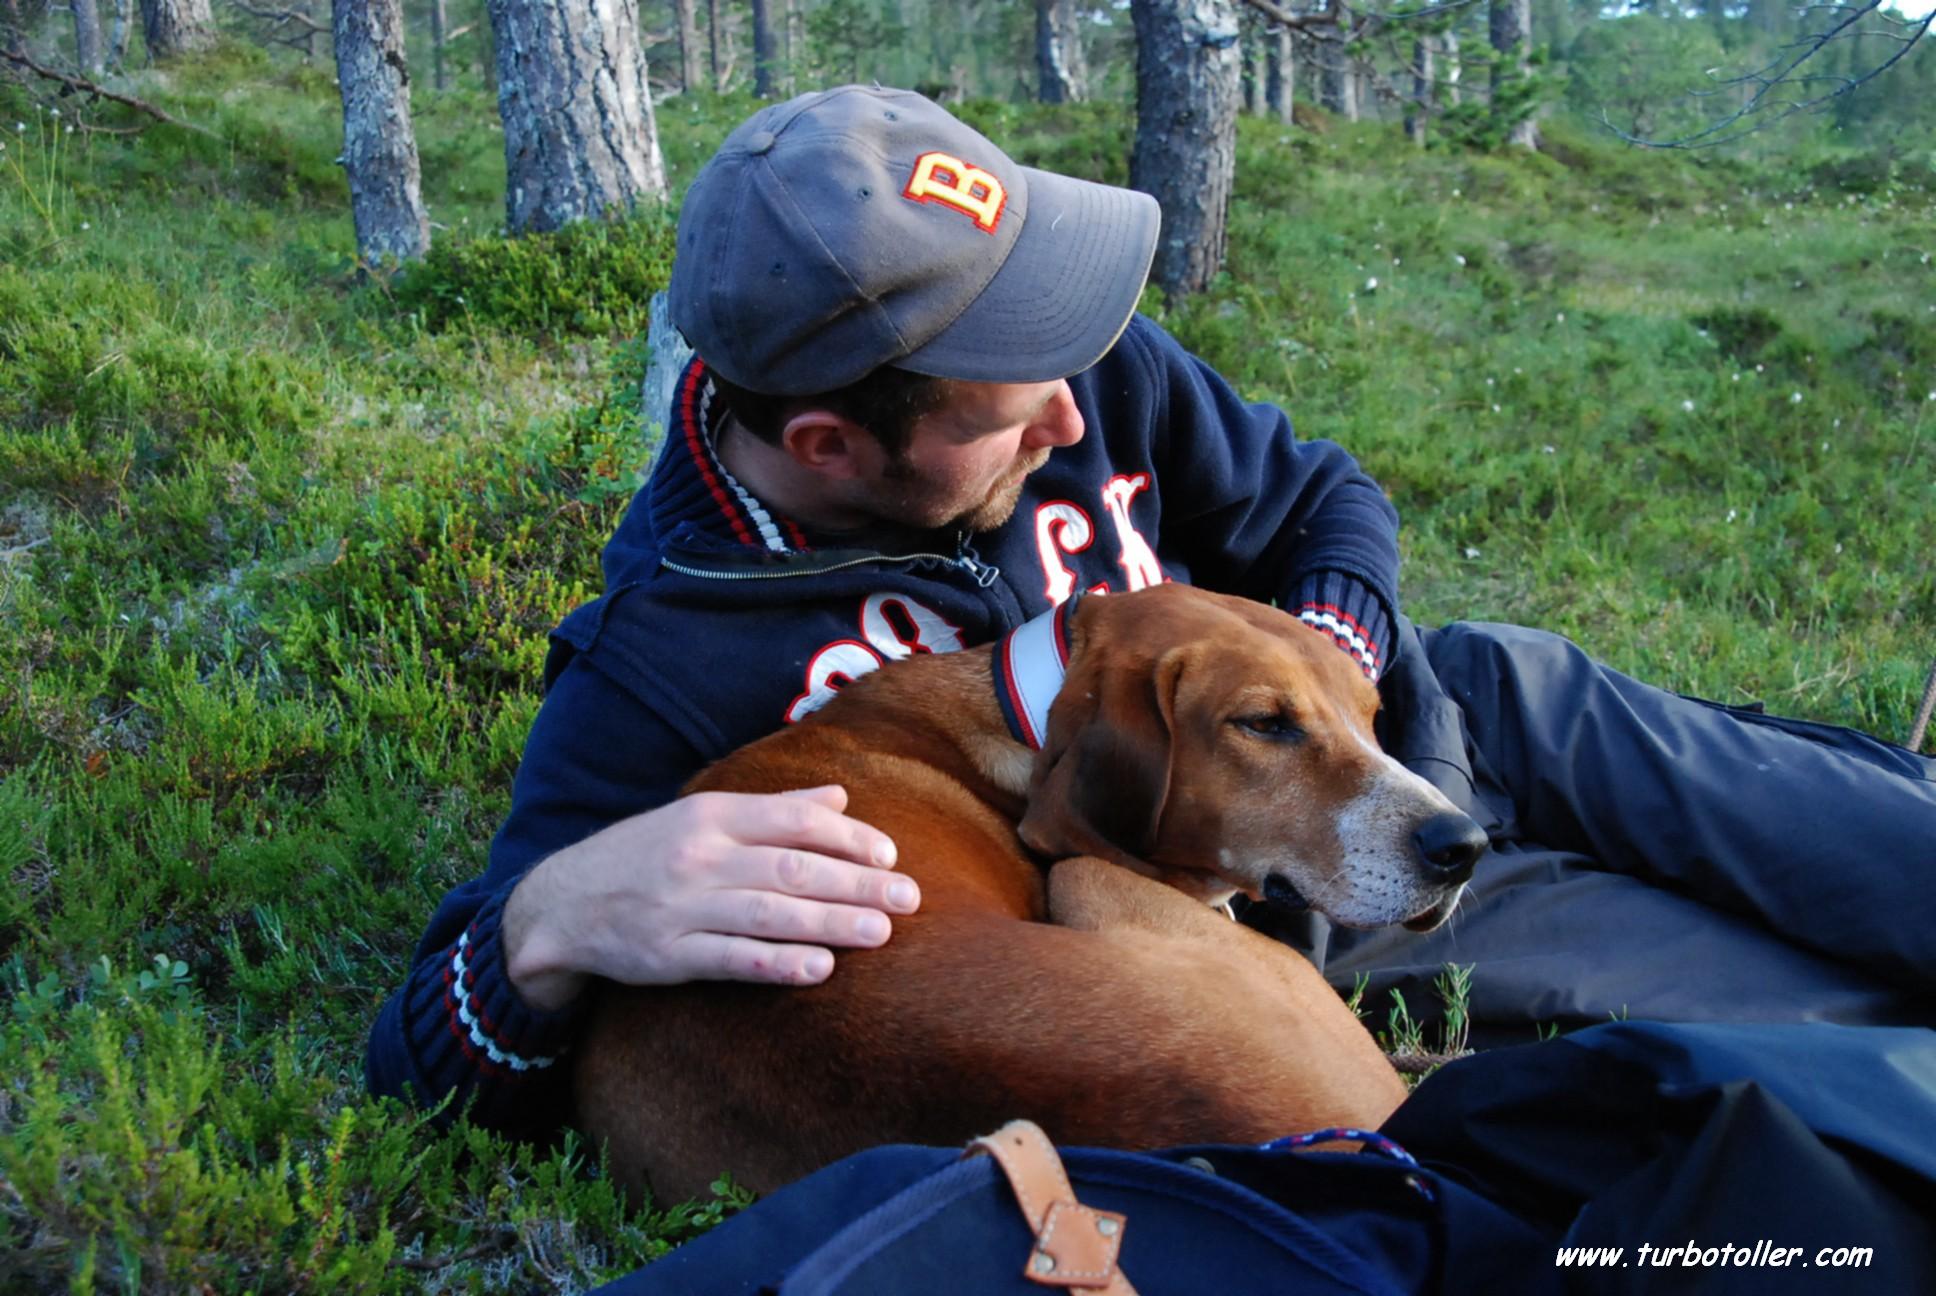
[865,379,1085,533]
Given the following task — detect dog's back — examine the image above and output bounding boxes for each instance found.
[573,648,1409,1203]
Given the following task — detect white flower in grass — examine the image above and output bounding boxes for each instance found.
[1491,403,1502,413]
[1821,441,1829,451]
[1732,373,1741,382]
[1726,509,1738,523]
[14,123,24,133]
[1542,445,1556,454]
[49,108,60,119]
[1557,312,1566,323]
[80,222,89,231]
[1365,277,1379,292]
[1790,391,1803,404]
[1464,547,1481,559]
[1681,399,1696,412]
[1453,253,1467,267]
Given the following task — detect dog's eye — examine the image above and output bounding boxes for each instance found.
[1233,714,1303,741]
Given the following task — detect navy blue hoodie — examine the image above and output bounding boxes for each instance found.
[365,314,1402,1134]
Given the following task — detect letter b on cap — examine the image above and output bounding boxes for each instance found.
[903,152,1007,233]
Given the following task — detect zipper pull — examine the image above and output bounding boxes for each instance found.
[955,534,1001,587]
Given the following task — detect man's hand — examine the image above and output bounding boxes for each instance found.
[502,786,916,1012]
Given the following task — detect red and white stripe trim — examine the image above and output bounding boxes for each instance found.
[1298,603,1381,682]
[996,597,1078,750]
[444,929,559,1074]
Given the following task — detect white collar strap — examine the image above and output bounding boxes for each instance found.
[994,594,1083,750]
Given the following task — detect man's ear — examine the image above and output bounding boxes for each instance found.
[1018,647,1186,869]
[778,408,883,481]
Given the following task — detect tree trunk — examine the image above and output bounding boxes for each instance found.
[750,0,774,96]
[139,0,215,58]
[487,0,668,234]
[1489,0,1538,148]
[1035,0,1086,104]
[1404,35,1431,144]
[1242,21,1265,116]
[674,0,700,91]
[430,0,447,90]
[2,0,20,54]
[1267,23,1292,123]
[108,0,132,66]
[73,0,105,72]
[784,0,798,93]
[332,0,430,262]
[707,0,721,91]
[1442,28,1459,106]
[1130,0,1241,299]
[1317,2,1355,120]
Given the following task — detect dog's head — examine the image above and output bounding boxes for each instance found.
[1017,584,1485,931]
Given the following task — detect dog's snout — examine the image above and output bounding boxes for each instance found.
[1412,812,1489,884]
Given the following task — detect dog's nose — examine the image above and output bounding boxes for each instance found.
[1412,812,1488,884]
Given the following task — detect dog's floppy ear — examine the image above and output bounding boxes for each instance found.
[1018,646,1184,869]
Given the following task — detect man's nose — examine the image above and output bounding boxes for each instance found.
[1021,382,1084,450]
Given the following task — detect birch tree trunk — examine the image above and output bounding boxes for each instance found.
[332,0,430,261]
[783,0,798,93]
[750,0,774,96]
[1404,35,1432,144]
[430,0,447,90]
[1035,0,1086,103]
[1317,2,1355,120]
[674,0,700,91]
[487,0,668,233]
[707,0,721,91]
[1130,0,1241,298]
[73,0,105,72]
[1442,29,1460,105]
[140,0,215,58]
[1267,23,1292,123]
[108,0,132,66]
[1489,0,1538,147]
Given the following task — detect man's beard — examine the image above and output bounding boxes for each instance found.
[880,447,1052,535]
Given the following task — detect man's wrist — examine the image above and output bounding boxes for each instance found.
[1290,571,1392,684]
[503,852,590,1013]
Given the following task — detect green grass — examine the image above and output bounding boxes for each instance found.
[3,49,1933,1292]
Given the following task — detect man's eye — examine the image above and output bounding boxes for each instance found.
[1233,714,1303,741]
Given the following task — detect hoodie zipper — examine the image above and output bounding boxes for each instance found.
[661,534,1001,588]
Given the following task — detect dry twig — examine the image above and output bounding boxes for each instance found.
[0,48,215,136]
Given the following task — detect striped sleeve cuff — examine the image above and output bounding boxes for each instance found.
[1291,572,1392,684]
[397,883,584,1124]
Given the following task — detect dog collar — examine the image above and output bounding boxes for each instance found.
[993,594,1083,750]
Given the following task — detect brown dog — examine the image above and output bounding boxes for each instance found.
[573,583,1487,1202]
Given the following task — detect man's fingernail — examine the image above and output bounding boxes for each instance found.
[803,951,834,981]
[857,912,891,943]
[873,840,897,868]
[888,879,918,911]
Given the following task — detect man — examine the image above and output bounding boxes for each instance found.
[367,86,1936,1137]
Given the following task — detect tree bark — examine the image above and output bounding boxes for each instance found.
[750,0,774,96]
[1404,34,1431,144]
[1317,1,1355,120]
[108,0,132,67]
[486,0,668,234]
[1035,0,1085,104]
[139,0,215,58]
[674,0,700,91]
[707,0,721,91]
[1442,28,1459,106]
[1130,0,1241,299]
[73,0,105,72]
[1489,0,1538,148]
[783,0,798,93]
[429,0,447,90]
[331,0,430,262]
[1267,22,1292,124]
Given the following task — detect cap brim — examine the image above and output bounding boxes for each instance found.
[897,167,1160,384]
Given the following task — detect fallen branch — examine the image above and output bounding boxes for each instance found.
[0,48,215,136]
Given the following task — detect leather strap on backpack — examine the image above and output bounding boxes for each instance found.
[965,1121,1138,1294]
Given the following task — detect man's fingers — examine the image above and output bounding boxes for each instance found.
[731,788,899,870]
[699,887,900,949]
[671,932,837,986]
[722,846,921,915]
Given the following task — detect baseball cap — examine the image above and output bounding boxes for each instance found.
[669,85,1161,396]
